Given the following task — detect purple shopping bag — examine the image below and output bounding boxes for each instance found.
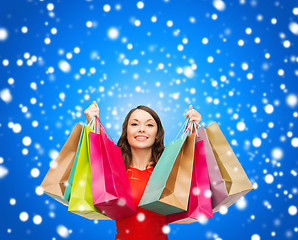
[166,140,213,223]
[89,117,136,220]
[196,126,229,212]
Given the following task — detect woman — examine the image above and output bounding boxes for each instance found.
[84,101,201,240]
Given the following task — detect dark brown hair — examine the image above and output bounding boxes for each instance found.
[117,105,165,169]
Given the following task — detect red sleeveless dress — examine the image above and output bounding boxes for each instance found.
[115,166,169,240]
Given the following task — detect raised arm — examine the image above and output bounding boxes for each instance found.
[184,105,201,129]
[84,101,99,125]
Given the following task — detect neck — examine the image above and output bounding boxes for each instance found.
[130,147,152,170]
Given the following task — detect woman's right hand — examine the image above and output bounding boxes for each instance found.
[84,101,99,124]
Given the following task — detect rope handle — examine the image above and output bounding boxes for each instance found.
[95,116,114,143]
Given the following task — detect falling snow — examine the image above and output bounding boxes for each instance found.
[0,0,297,239]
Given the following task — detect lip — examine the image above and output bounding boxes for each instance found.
[135,135,149,141]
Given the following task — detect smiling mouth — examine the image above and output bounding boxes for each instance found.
[135,136,148,140]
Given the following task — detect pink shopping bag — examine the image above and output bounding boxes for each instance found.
[166,140,213,223]
[89,117,136,220]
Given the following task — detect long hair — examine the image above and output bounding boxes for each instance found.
[117,105,165,169]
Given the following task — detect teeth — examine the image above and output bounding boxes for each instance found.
[136,137,147,139]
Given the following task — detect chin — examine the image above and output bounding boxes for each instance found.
[132,144,153,150]
[129,141,154,150]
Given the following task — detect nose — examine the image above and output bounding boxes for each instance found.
[138,124,145,132]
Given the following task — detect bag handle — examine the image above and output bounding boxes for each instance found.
[87,116,100,133]
[187,121,202,139]
[173,117,191,140]
[185,120,201,134]
[87,117,96,128]
[95,117,114,143]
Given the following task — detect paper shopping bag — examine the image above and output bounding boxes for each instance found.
[63,126,85,202]
[167,140,213,223]
[68,124,110,220]
[196,126,228,212]
[40,123,83,206]
[206,122,253,212]
[89,118,136,220]
[139,119,196,215]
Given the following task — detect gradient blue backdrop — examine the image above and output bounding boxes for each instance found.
[1,0,298,239]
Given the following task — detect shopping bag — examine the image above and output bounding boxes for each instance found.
[68,121,110,220]
[89,117,136,220]
[167,139,213,223]
[196,125,228,212]
[63,125,85,202]
[40,123,83,205]
[139,118,196,215]
[206,122,253,212]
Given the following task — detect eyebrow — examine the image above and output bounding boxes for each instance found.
[130,119,154,123]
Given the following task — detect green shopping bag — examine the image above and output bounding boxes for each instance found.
[68,121,111,220]
[139,118,196,215]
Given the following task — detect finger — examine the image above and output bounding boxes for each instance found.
[88,111,98,116]
[94,102,99,109]
[185,108,196,119]
[89,110,99,116]
[189,115,201,121]
[89,106,98,111]
[189,114,201,121]
[188,109,200,118]
[185,113,192,119]
[189,116,201,125]
[91,101,99,109]
[185,109,192,119]
[185,105,193,118]
[189,114,201,119]
[89,105,99,111]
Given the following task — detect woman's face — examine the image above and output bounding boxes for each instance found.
[126,109,158,151]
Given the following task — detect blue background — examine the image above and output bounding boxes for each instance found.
[0,0,298,239]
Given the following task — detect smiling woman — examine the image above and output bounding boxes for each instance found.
[84,102,201,240]
[117,105,165,171]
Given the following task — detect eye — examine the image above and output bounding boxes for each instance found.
[131,123,138,126]
[147,124,154,127]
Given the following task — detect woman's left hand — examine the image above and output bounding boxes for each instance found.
[185,105,201,129]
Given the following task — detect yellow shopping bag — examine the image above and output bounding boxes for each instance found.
[68,123,111,220]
